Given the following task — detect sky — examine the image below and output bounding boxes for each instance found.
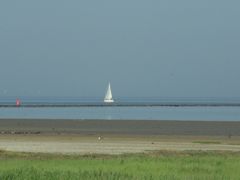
[0,0,239,98]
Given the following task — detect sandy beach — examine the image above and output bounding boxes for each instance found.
[0,119,240,154]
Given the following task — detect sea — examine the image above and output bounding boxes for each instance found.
[0,97,240,121]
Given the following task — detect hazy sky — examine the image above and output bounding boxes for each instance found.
[0,1,239,98]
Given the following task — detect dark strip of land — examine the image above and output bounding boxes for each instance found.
[0,119,239,136]
[0,103,240,107]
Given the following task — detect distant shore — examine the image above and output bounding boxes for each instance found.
[1,103,240,108]
[0,119,240,136]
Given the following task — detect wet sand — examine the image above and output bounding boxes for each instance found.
[0,119,240,136]
[0,119,240,154]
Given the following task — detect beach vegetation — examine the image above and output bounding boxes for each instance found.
[0,150,239,179]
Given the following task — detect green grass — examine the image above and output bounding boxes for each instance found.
[0,150,240,179]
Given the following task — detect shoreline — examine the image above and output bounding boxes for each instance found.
[0,119,240,154]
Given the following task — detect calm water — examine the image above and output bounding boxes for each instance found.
[0,97,240,121]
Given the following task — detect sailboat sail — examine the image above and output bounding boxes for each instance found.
[104,83,114,103]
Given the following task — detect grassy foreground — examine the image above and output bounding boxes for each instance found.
[0,150,240,180]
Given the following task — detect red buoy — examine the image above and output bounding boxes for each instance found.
[16,99,21,107]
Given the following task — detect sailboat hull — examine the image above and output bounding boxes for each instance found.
[104,99,114,103]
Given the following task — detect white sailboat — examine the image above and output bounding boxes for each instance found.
[104,83,114,103]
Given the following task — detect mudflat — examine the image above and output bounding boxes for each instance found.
[0,119,240,136]
[0,119,240,154]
